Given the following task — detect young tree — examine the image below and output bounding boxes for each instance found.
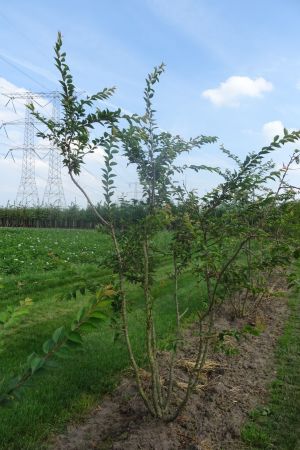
[27,32,221,419]
[2,32,300,424]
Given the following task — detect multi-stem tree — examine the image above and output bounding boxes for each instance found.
[2,32,300,423]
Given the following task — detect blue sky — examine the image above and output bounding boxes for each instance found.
[0,0,300,206]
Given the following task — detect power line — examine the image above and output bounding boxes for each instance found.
[0,53,48,90]
[0,11,52,61]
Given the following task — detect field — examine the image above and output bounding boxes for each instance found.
[0,227,299,449]
[0,227,203,450]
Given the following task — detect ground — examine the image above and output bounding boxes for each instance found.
[51,291,292,450]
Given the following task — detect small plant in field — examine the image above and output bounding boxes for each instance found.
[0,298,33,331]
[0,285,115,405]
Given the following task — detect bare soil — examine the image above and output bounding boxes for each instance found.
[50,291,288,450]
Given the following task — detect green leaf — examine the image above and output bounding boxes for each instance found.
[55,346,72,359]
[89,311,106,320]
[52,326,65,344]
[67,331,83,345]
[30,356,45,374]
[43,339,55,354]
[76,307,86,323]
[87,317,104,327]
[79,322,98,333]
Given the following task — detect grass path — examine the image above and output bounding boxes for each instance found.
[242,290,300,449]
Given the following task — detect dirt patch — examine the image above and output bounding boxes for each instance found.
[50,293,288,450]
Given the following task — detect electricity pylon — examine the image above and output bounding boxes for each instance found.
[43,94,65,208]
[3,91,65,207]
[15,103,39,206]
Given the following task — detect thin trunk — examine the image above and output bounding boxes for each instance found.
[69,172,155,415]
[143,239,163,417]
[163,252,180,413]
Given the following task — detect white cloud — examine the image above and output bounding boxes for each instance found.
[262,120,284,142]
[296,80,300,90]
[0,77,53,124]
[84,146,105,163]
[0,77,27,122]
[0,77,26,95]
[202,76,273,107]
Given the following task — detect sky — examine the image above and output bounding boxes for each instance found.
[0,0,300,207]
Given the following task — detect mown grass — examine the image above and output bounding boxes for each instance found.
[242,286,300,450]
[0,228,206,450]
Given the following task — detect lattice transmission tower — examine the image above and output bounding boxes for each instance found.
[43,94,65,208]
[15,99,39,206]
[3,91,65,207]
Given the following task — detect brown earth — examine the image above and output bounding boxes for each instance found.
[50,290,288,450]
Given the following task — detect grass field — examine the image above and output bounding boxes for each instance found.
[0,228,204,450]
[1,228,299,450]
[242,278,300,450]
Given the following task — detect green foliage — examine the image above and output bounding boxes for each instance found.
[121,64,218,207]
[28,33,123,176]
[214,324,263,356]
[102,135,119,209]
[0,298,33,330]
[0,285,115,406]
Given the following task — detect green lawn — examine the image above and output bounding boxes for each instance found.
[242,279,300,450]
[0,228,204,450]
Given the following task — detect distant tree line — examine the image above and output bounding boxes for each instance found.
[0,199,147,229]
[1,198,299,230]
